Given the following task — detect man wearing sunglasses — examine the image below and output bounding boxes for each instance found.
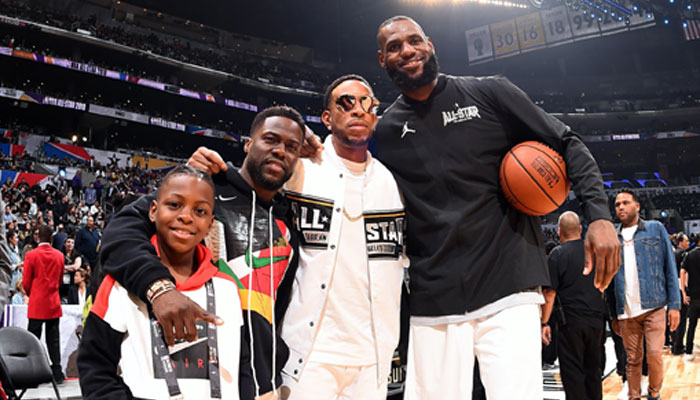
[278,74,407,399]
[184,75,408,399]
[369,16,620,399]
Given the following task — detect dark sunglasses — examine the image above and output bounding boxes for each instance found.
[335,94,380,114]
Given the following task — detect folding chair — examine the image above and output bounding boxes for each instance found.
[0,327,62,400]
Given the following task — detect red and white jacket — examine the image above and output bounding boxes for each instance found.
[78,238,243,400]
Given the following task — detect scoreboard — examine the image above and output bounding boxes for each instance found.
[466,1,655,65]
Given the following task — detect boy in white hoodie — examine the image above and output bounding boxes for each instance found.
[78,166,243,400]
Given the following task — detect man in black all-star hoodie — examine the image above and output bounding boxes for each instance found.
[97,106,304,400]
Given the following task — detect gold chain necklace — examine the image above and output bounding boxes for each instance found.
[342,160,367,222]
[343,208,363,222]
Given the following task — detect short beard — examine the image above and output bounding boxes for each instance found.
[386,53,440,92]
[334,131,371,148]
[620,212,637,227]
[246,159,291,192]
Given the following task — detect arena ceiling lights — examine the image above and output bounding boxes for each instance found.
[561,0,700,25]
[562,0,636,24]
[402,0,529,9]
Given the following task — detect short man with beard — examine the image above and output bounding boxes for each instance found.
[183,75,408,399]
[99,106,306,400]
[279,74,407,399]
[371,16,621,399]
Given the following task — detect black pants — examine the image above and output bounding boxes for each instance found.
[472,357,486,400]
[542,312,558,365]
[672,297,689,354]
[27,318,61,370]
[557,323,604,400]
[686,301,700,355]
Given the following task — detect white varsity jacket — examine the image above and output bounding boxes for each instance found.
[280,135,409,385]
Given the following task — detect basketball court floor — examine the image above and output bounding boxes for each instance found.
[21,324,700,400]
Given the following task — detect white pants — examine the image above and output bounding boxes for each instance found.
[281,362,387,400]
[404,303,543,400]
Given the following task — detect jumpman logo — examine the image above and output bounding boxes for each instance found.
[401,122,416,138]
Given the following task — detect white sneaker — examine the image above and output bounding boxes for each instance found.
[617,381,628,400]
[684,353,695,362]
[641,376,649,396]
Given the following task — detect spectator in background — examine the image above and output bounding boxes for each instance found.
[11,277,27,305]
[21,227,39,259]
[75,215,100,271]
[672,233,690,356]
[64,205,79,232]
[27,195,38,217]
[105,180,118,203]
[54,195,69,224]
[67,267,90,308]
[16,211,28,231]
[7,229,21,291]
[85,182,96,205]
[60,236,82,303]
[680,240,700,361]
[541,212,606,400]
[611,191,680,400]
[78,199,89,215]
[41,195,55,216]
[35,210,44,226]
[94,177,103,203]
[52,223,67,253]
[72,169,82,198]
[22,224,65,383]
[0,200,12,315]
[89,202,101,220]
[45,209,55,226]
[3,204,14,224]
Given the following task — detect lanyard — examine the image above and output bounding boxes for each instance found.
[151,280,221,399]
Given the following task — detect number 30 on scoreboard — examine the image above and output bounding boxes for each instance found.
[490,19,520,58]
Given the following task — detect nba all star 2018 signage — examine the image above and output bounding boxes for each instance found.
[465,0,654,65]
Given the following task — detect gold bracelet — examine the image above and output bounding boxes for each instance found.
[149,286,174,304]
[146,279,176,303]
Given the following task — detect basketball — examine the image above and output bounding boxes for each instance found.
[499,141,570,216]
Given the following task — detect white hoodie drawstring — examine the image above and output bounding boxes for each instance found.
[248,190,260,398]
[269,204,277,398]
[247,193,279,398]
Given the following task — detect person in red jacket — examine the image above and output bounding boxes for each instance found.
[22,224,65,383]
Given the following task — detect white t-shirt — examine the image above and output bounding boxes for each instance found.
[618,225,651,320]
[77,286,88,308]
[308,158,375,366]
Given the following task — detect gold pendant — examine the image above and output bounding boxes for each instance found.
[343,208,363,222]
